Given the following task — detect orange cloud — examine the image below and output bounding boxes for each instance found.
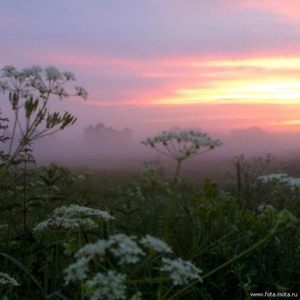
[146,56,300,106]
[281,119,300,125]
[27,50,300,109]
[269,119,300,132]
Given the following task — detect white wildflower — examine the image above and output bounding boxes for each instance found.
[64,234,204,298]
[282,177,300,187]
[124,186,145,202]
[45,66,62,81]
[34,205,113,231]
[258,173,300,189]
[64,256,90,284]
[160,258,202,285]
[1,65,86,101]
[60,205,113,220]
[142,130,221,161]
[62,71,75,81]
[34,220,49,231]
[77,174,86,181]
[258,173,288,182]
[140,235,173,254]
[75,240,110,258]
[34,215,97,231]
[21,66,41,78]
[108,234,145,265]
[0,81,9,91]
[1,65,18,77]
[86,270,127,300]
[0,272,20,287]
[71,234,145,264]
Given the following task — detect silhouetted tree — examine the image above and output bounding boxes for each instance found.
[83,123,132,144]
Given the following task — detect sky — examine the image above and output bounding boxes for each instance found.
[1,0,300,138]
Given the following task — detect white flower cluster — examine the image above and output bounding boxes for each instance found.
[160,258,202,285]
[86,270,127,300]
[140,235,173,254]
[124,185,145,202]
[142,130,222,161]
[258,173,300,188]
[1,65,25,78]
[0,81,9,91]
[0,272,20,287]
[0,65,88,100]
[284,177,300,187]
[34,205,113,231]
[45,66,63,81]
[65,234,202,299]
[64,256,90,283]
[258,173,288,182]
[44,67,76,82]
[109,234,146,264]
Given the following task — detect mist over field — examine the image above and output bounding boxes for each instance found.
[31,121,300,173]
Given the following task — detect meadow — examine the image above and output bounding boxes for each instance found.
[1,66,300,299]
[1,150,300,299]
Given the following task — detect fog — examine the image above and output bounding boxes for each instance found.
[3,99,300,178]
[29,121,300,175]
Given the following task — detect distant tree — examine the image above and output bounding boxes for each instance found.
[169,126,182,132]
[230,127,266,138]
[83,123,132,144]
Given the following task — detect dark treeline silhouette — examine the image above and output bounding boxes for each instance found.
[83,123,132,144]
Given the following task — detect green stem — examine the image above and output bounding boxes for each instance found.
[168,220,284,300]
[8,108,18,156]
[163,191,173,240]
[174,159,182,182]
[22,150,28,231]
[163,159,183,239]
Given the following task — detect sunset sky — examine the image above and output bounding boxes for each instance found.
[1,0,300,136]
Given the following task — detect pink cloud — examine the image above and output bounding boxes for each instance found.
[15,49,300,110]
[227,0,300,21]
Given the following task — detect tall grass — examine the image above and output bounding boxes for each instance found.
[1,158,299,299]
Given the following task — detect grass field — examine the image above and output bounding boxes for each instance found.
[1,151,300,299]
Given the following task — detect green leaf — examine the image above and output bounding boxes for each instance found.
[0,252,46,296]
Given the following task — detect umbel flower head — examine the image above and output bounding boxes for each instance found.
[0,65,88,99]
[34,205,113,231]
[0,272,20,287]
[64,234,202,299]
[142,130,222,162]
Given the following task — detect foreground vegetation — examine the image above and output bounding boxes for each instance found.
[1,66,299,299]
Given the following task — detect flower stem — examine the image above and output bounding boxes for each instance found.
[168,219,284,300]
[174,159,182,182]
